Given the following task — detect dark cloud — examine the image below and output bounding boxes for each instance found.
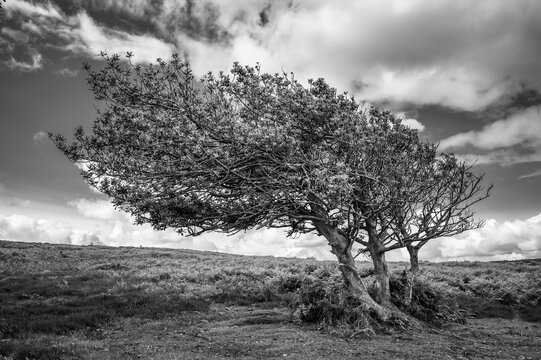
[258,4,271,26]
[51,0,230,43]
[53,0,162,36]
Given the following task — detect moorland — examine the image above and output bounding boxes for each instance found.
[0,239,539,359]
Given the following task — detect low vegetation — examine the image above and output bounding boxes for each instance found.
[0,240,539,359]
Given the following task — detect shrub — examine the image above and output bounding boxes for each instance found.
[303,263,318,274]
[289,278,380,336]
[520,304,541,323]
[0,340,68,360]
[390,274,465,326]
[279,274,305,292]
[455,295,515,319]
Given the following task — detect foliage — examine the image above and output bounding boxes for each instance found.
[50,54,492,315]
[390,275,465,326]
[51,53,489,250]
[290,278,376,330]
[51,52,385,237]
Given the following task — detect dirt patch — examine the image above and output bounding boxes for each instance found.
[33,305,538,360]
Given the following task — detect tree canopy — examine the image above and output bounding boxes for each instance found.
[51,52,491,320]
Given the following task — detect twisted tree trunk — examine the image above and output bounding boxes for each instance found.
[315,222,392,321]
[404,244,420,306]
[368,242,392,306]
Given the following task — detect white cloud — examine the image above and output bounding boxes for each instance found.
[4,0,62,19]
[2,2,175,71]
[396,112,425,132]
[32,131,48,144]
[518,169,541,181]
[55,68,79,77]
[68,198,130,222]
[439,106,541,165]
[66,198,333,258]
[3,198,540,262]
[0,198,333,259]
[1,27,30,43]
[26,0,533,112]
[21,20,43,35]
[421,214,541,262]
[440,106,541,151]
[0,214,100,245]
[3,0,541,111]
[453,150,541,167]
[67,12,175,64]
[359,68,507,111]
[172,0,541,111]
[4,52,43,72]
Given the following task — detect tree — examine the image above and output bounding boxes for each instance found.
[352,149,491,305]
[51,52,490,321]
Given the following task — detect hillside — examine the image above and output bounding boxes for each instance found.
[0,240,540,359]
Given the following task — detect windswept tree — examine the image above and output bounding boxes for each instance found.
[352,145,491,305]
[395,155,491,305]
[51,53,490,321]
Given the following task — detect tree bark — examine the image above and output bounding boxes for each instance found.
[368,242,392,306]
[314,221,392,321]
[404,244,420,306]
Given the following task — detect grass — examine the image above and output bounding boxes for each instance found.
[0,240,540,359]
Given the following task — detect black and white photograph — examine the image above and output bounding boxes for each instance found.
[1,0,540,358]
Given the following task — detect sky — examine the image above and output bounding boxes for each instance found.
[1,0,541,262]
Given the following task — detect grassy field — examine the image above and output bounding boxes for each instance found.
[0,240,540,359]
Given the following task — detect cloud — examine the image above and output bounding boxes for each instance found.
[4,52,43,72]
[0,214,102,246]
[358,68,507,111]
[3,197,540,262]
[396,112,425,132]
[66,198,333,258]
[170,0,541,111]
[4,0,62,19]
[68,198,130,222]
[440,106,541,150]
[210,228,333,260]
[1,25,44,73]
[3,0,541,110]
[32,131,48,144]
[439,106,541,165]
[66,12,176,64]
[518,169,541,180]
[1,1,175,71]
[55,68,79,77]
[452,150,541,167]
[21,20,43,35]
[1,27,30,43]
[0,197,333,259]
[421,214,541,262]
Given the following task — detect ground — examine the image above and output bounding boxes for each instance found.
[9,306,538,360]
[0,240,539,359]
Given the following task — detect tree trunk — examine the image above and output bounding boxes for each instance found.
[404,245,420,306]
[315,222,392,321]
[368,242,391,306]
